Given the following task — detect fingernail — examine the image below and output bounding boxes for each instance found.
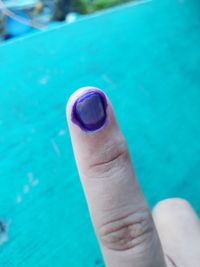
[72,89,107,132]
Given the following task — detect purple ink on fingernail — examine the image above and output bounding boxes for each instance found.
[72,89,107,132]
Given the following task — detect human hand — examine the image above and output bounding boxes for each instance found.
[66,87,200,267]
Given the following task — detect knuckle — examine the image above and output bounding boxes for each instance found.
[98,210,154,252]
[87,137,130,178]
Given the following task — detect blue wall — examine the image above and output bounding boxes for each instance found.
[0,0,200,266]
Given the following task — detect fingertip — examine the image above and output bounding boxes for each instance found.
[66,87,93,121]
[66,86,109,133]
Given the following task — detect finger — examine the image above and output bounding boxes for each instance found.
[153,198,200,267]
[67,87,166,267]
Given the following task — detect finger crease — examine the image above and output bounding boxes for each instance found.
[89,149,128,169]
[165,254,178,267]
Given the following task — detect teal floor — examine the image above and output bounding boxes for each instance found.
[0,0,200,266]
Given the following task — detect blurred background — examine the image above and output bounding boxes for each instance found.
[0,0,200,266]
[0,0,133,41]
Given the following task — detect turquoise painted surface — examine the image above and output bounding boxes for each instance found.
[0,0,200,266]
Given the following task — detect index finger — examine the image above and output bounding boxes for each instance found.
[66,87,166,267]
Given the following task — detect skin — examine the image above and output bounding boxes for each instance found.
[66,87,200,267]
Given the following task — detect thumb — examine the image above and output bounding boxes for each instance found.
[66,87,166,267]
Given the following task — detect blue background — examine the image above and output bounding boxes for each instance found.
[0,0,200,266]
